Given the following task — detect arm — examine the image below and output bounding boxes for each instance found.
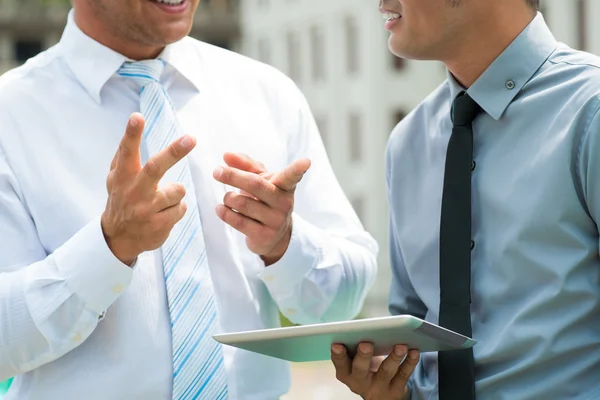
[259,82,378,325]
[577,102,600,246]
[385,136,427,319]
[0,145,132,381]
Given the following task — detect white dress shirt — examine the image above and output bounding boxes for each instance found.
[0,11,378,400]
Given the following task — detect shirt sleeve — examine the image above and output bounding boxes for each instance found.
[384,139,428,319]
[258,77,378,325]
[0,145,133,381]
[577,101,600,246]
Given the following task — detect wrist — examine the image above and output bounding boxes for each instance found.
[261,228,292,266]
[101,217,138,266]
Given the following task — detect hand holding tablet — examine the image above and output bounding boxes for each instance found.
[213,314,476,362]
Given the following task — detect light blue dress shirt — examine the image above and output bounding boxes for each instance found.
[386,14,600,400]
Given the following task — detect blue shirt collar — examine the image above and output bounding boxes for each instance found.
[446,12,558,120]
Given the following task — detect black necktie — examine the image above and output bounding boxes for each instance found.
[438,92,480,400]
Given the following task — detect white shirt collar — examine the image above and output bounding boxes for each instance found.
[60,9,202,104]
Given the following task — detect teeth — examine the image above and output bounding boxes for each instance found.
[383,13,401,20]
[154,0,184,4]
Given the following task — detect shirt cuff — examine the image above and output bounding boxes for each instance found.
[258,213,327,296]
[53,216,134,315]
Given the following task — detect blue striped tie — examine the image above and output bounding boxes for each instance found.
[118,59,228,400]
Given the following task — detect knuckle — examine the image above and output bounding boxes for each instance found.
[169,143,181,159]
[279,195,294,212]
[118,143,131,157]
[144,160,160,177]
[348,382,362,395]
[234,196,250,214]
[233,215,246,230]
[247,176,264,192]
[379,366,396,381]
[335,372,347,383]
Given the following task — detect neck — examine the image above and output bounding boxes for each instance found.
[73,7,163,60]
[443,6,537,88]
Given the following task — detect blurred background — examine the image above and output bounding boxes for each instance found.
[0,0,599,398]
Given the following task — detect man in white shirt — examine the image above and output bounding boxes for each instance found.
[0,1,378,399]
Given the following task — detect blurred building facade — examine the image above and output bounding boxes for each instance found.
[0,0,240,74]
[240,0,600,317]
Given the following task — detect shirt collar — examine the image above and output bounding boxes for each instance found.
[60,9,202,104]
[446,12,558,120]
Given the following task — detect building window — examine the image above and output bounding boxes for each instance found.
[13,39,43,64]
[310,25,325,81]
[577,0,587,51]
[349,112,362,162]
[345,17,359,74]
[286,31,301,82]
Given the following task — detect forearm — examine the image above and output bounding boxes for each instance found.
[0,218,132,379]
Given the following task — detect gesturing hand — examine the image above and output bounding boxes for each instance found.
[331,342,420,400]
[101,113,196,265]
[212,152,311,266]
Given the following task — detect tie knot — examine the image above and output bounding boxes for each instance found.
[118,59,166,88]
[452,92,481,127]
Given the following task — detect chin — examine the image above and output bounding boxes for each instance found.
[156,22,193,44]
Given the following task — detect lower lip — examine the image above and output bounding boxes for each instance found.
[150,0,190,14]
[384,17,401,31]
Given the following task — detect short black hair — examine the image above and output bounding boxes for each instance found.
[526,0,540,10]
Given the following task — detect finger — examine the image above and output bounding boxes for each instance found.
[270,158,311,192]
[157,200,187,226]
[137,135,196,189]
[331,345,352,383]
[153,183,186,212]
[223,192,283,228]
[390,350,420,394]
[223,152,267,175]
[351,342,374,380]
[373,345,407,386]
[215,204,267,237]
[213,166,280,206]
[115,113,145,175]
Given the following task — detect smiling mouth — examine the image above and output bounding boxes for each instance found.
[383,12,401,22]
[152,0,185,4]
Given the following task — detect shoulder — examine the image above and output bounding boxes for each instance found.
[182,37,301,99]
[0,44,64,109]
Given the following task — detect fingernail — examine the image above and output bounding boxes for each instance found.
[331,345,344,355]
[359,343,371,354]
[395,346,406,357]
[214,167,223,179]
[409,351,418,360]
[129,115,138,127]
[180,135,193,149]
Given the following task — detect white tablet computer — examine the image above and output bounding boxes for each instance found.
[213,315,476,362]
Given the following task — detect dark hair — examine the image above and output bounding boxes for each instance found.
[526,0,540,10]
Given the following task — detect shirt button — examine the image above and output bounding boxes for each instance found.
[471,240,475,250]
[286,309,297,316]
[505,80,516,90]
[263,276,275,282]
[471,160,476,171]
[74,333,82,342]
[113,285,124,294]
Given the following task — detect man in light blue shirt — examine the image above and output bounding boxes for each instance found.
[332,0,600,399]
